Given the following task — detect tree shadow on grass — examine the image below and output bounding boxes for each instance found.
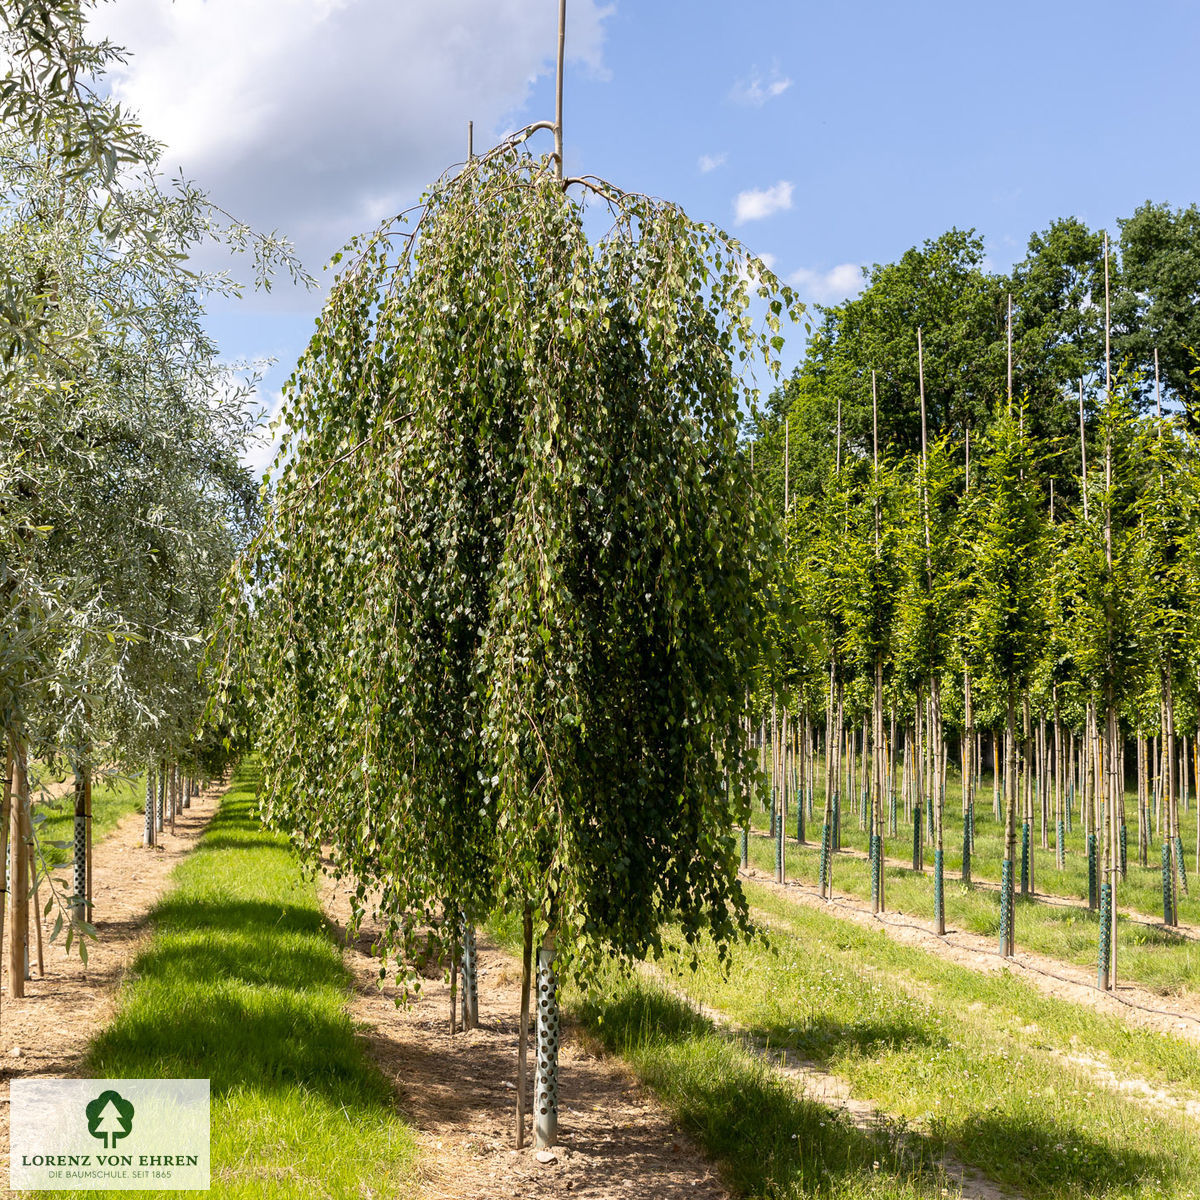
[954,1110,1187,1197]
[579,985,960,1200]
[749,1012,945,1067]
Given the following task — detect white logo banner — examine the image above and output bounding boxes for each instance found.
[10,1079,210,1191]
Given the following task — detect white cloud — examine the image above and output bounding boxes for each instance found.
[730,65,792,107]
[698,151,726,174]
[734,181,793,224]
[242,387,288,479]
[88,1,614,281]
[787,263,865,305]
[757,252,777,271]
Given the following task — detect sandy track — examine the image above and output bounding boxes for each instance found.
[320,876,730,1200]
[0,780,226,1179]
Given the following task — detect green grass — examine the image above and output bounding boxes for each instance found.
[655,882,1200,1200]
[750,767,1200,994]
[55,760,418,1200]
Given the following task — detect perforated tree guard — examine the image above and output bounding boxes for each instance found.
[1000,858,1014,956]
[961,820,971,885]
[912,806,922,871]
[72,779,86,922]
[143,766,155,848]
[533,939,559,1149]
[1097,881,1112,990]
[1020,821,1030,894]
[775,812,784,883]
[1119,822,1128,878]
[460,916,478,1030]
[1162,840,1175,926]
[1088,834,1098,909]
[740,826,748,869]
[934,848,945,932]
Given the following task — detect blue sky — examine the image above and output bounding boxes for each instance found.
[92,0,1200,471]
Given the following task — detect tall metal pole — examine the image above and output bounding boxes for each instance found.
[836,393,842,475]
[554,0,566,181]
[1104,232,1111,399]
[1079,379,1089,522]
[1007,293,1014,410]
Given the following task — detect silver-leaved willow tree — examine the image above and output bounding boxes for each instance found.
[213,13,800,1150]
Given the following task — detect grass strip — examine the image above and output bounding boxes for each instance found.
[60,760,418,1200]
[660,882,1200,1200]
[747,826,1200,995]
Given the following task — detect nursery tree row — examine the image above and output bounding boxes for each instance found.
[0,1,296,1001]
[747,226,1200,986]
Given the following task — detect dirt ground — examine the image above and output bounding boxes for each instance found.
[744,864,1200,1046]
[320,875,730,1200]
[0,781,225,1183]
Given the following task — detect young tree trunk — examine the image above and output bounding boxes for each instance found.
[1054,692,1064,870]
[932,676,945,935]
[28,808,43,977]
[516,903,533,1148]
[144,764,156,847]
[993,728,1001,821]
[9,741,29,995]
[1165,674,1181,923]
[820,663,836,899]
[0,747,10,1021]
[449,928,459,1036]
[85,765,93,920]
[533,927,560,1150]
[72,767,88,925]
[871,658,885,914]
[1098,701,1114,990]
[1001,694,1018,958]
[962,669,974,885]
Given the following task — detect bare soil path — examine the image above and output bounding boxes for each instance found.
[743,864,1200,1046]
[320,875,731,1200]
[0,780,227,1182]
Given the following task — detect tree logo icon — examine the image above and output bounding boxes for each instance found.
[85,1089,135,1149]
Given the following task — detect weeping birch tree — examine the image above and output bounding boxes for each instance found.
[215,145,793,1149]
